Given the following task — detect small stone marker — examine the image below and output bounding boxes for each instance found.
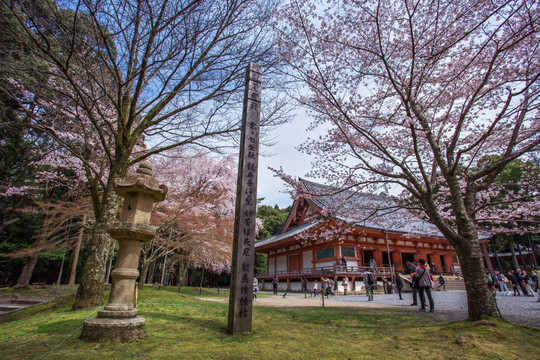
[81,161,167,342]
[227,62,262,335]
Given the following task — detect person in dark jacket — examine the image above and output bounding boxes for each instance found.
[508,271,521,296]
[272,274,279,295]
[437,274,446,291]
[395,273,404,300]
[514,269,529,295]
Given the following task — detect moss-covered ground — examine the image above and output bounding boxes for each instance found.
[0,286,537,359]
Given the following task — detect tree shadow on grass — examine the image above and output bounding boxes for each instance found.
[143,311,225,332]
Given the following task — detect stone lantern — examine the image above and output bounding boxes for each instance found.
[81,161,167,342]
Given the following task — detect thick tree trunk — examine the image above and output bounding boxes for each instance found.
[454,234,501,320]
[68,214,86,286]
[72,191,118,310]
[14,253,39,288]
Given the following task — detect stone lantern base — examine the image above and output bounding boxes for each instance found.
[80,316,146,342]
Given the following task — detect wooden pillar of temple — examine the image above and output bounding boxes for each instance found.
[391,251,403,272]
[373,249,384,269]
[443,255,454,274]
[286,278,291,291]
[429,254,443,274]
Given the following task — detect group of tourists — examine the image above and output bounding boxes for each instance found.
[487,267,540,301]
[255,262,540,306]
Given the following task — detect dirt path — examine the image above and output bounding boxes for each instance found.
[200,294,396,309]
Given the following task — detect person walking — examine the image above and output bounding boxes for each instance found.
[495,271,510,295]
[363,270,375,301]
[522,271,535,296]
[415,259,435,312]
[410,262,419,306]
[252,276,259,302]
[313,279,319,297]
[272,274,279,295]
[341,277,349,295]
[515,269,529,295]
[437,274,446,291]
[508,271,521,296]
[395,273,404,300]
[302,274,308,295]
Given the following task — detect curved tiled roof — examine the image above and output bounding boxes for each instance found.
[298,178,442,237]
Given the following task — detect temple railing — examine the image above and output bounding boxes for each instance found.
[258,265,395,279]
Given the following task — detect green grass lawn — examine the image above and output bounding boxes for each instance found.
[0,286,537,360]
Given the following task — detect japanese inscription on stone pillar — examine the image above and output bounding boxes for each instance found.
[227,62,262,335]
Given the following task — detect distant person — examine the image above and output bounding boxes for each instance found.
[415,259,434,312]
[382,277,388,294]
[395,273,404,300]
[410,262,419,306]
[508,271,521,296]
[313,280,319,297]
[369,258,377,269]
[437,274,446,291]
[325,278,335,297]
[495,271,510,295]
[522,271,534,296]
[341,277,349,295]
[252,276,259,302]
[514,269,529,295]
[302,274,308,294]
[272,274,279,295]
[363,270,375,301]
[341,256,347,270]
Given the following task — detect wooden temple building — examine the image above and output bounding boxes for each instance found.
[255,179,472,293]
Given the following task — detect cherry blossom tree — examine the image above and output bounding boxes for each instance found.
[143,150,237,288]
[278,0,540,320]
[1,0,288,308]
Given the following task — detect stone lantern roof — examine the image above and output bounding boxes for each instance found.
[114,161,167,201]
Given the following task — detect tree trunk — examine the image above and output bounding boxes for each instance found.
[527,233,538,268]
[454,234,501,320]
[68,214,86,286]
[138,258,150,290]
[148,261,156,284]
[104,240,116,284]
[14,253,39,288]
[56,252,65,285]
[490,237,503,272]
[72,190,118,310]
[160,254,168,286]
[509,237,520,270]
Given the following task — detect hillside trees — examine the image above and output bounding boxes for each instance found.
[1,0,287,309]
[279,0,540,320]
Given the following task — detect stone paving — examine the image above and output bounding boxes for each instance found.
[254,290,540,328]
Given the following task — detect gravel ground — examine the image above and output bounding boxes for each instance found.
[249,290,540,328]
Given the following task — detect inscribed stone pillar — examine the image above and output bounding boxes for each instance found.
[227,63,262,335]
[81,162,167,342]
